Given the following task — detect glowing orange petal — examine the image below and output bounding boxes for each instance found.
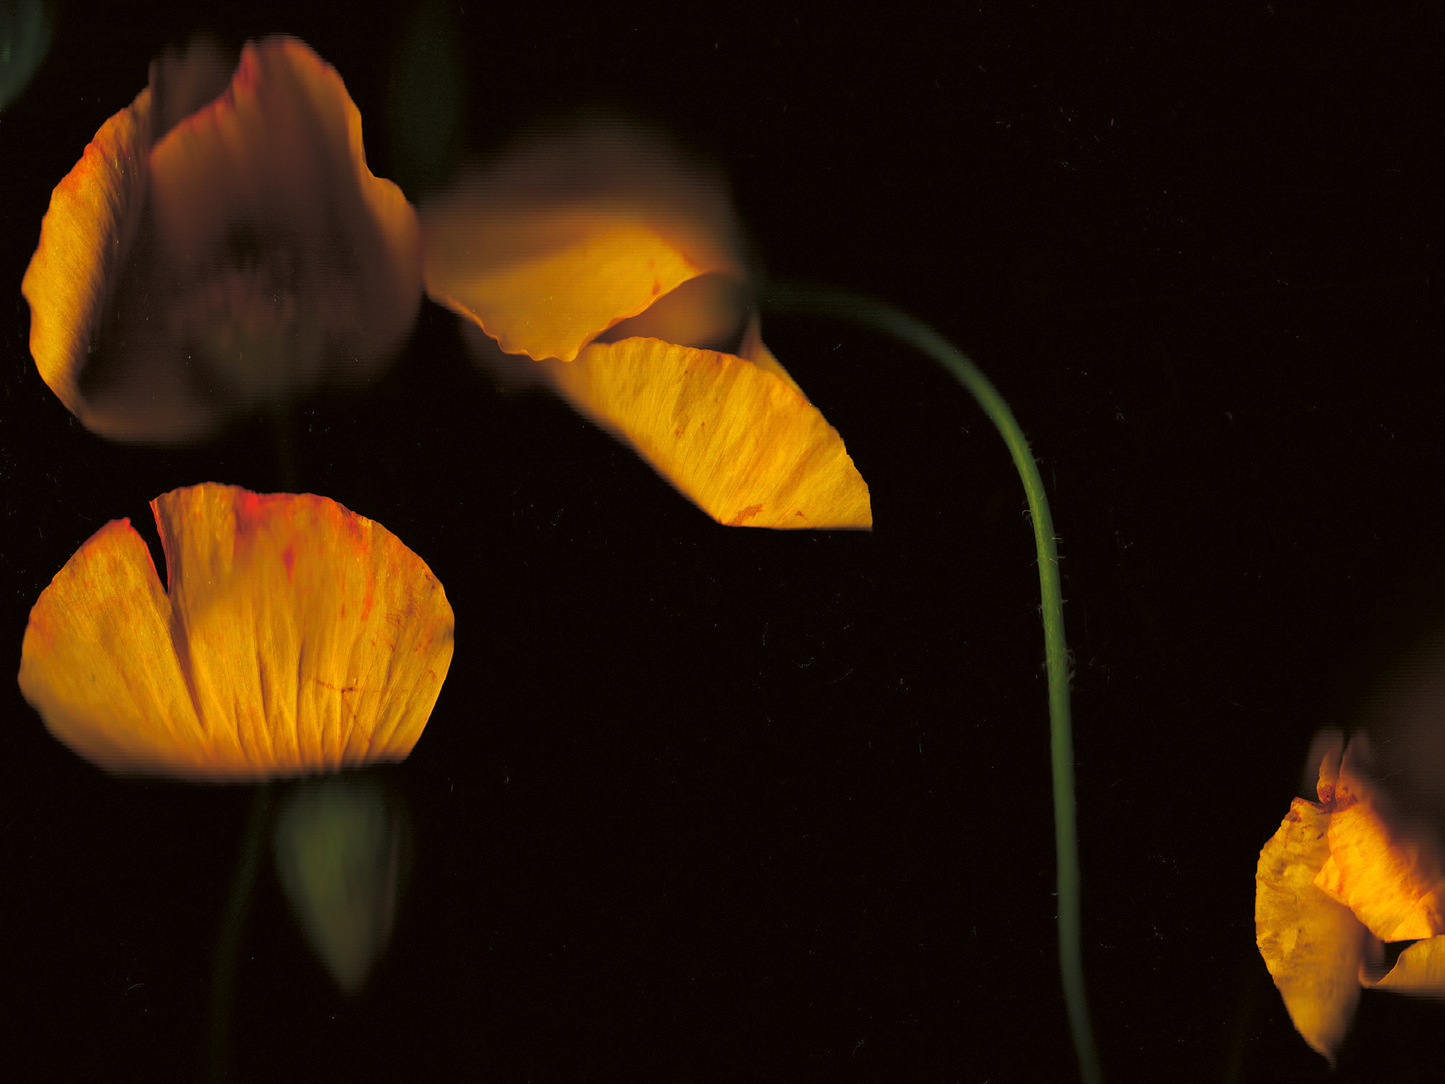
[539,337,871,529]
[1256,797,1368,1064]
[20,79,152,429]
[21,36,421,443]
[1369,935,1445,995]
[1314,742,1445,941]
[740,322,807,399]
[17,485,453,779]
[421,121,745,363]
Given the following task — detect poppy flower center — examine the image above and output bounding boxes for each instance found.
[166,223,354,404]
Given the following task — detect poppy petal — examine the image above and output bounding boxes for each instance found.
[420,120,745,363]
[1368,935,1445,995]
[1314,740,1445,942]
[21,36,422,443]
[17,484,453,779]
[1256,797,1368,1065]
[539,337,872,529]
[20,79,153,430]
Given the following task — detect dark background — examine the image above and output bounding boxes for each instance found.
[2,2,1441,1081]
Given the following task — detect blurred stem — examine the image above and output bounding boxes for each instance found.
[763,283,1101,1084]
[208,784,274,1084]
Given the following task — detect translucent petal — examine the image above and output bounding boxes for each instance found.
[1369,935,1445,996]
[540,337,871,529]
[1256,797,1367,1065]
[1314,741,1445,942]
[18,484,453,779]
[20,79,153,429]
[421,120,744,363]
[21,36,421,443]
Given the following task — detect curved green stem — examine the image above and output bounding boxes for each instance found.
[763,283,1101,1084]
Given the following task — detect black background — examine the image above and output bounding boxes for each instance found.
[2,2,1442,1081]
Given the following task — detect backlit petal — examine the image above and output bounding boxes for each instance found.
[540,337,871,529]
[421,121,745,363]
[20,79,153,429]
[21,36,421,443]
[18,484,453,779]
[1314,739,1445,941]
[1369,935,1445,995]
[1256,797,1367,1065]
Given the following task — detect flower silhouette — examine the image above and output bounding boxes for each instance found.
[21,36,421,443]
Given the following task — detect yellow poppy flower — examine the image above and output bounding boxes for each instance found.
[20,35,421,443]
[1255,730,1445,1063]
[420,120,872,529]
[17,483,454,780]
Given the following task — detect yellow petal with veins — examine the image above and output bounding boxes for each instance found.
[20,79,152,427]
[18,484,453,779]
[540,337,871,529]
[1256,797,1368,1065]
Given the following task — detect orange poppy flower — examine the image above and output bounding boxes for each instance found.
[420,121,872,529]
[21,36,421,443]
[17,484,454,780]
[1255,730,1445,1063]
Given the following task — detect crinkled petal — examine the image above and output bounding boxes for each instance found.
[1369,935,1445,995]
[1314,740,1445,941]
[17,484,453,779]
[540,337,871,529]
[1256,797,1368,1065]
[21,36,421,444]
[421,120,745,363]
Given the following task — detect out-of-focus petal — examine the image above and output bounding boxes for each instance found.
[421,120,745,363]
[148,38,421,398]
[1256,796,1368,1065]
[148,35,235,141]
[18,484,453,779]
[1314,738,1445,942]
[1368,935,1445,995]
[540,337,872,529]
[21,36,421,444]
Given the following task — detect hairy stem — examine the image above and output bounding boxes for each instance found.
[763,283,1101,1084]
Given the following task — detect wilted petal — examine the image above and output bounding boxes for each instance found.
[421,120,746,363]
[1256,796,1368,1065]
[21,36,421,443]
[540,336,871,529]
[1314,738,1445,941]
[17,484,453,779]
[273,774,407,993]
[1369,935,1445,995]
